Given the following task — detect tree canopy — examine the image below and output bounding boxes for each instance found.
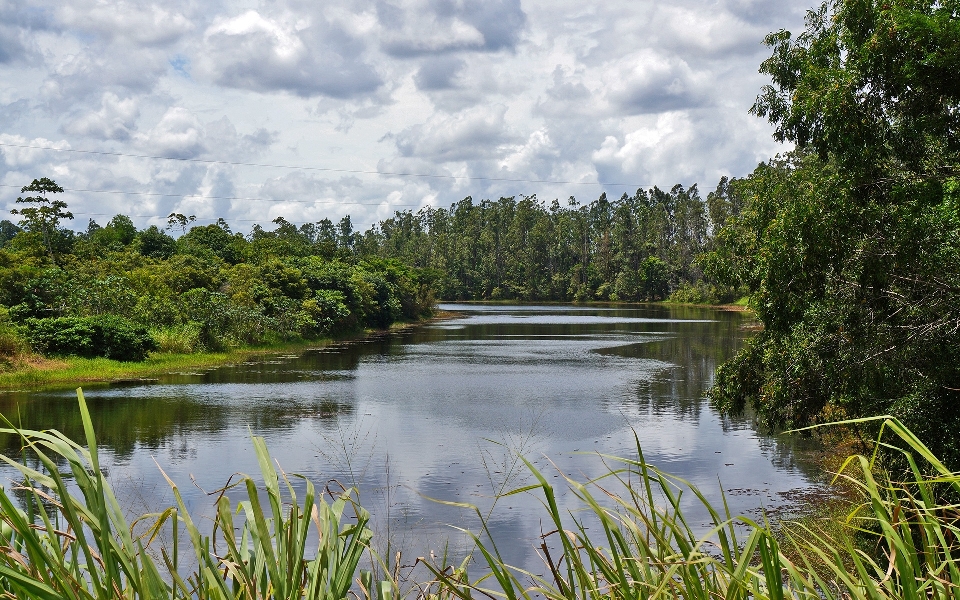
[707,0,960,467]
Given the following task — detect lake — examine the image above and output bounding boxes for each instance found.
[0,303,825,578]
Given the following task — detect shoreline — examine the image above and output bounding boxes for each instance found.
[0,310,460,392]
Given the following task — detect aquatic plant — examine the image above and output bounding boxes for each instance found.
[1,390,959,599]
[0,388,387,600]
[419,419,960,600]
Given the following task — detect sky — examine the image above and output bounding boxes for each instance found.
[0,0,810,233]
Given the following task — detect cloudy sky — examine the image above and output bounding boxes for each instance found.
[0,0,809,232]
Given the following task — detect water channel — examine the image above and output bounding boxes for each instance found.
[0,303,826,578]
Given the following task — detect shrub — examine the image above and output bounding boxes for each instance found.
[25,315,158,361]
[0,307,28,361]
[151,322,202,354]
[302,289,351,337]
[669,281,739,304]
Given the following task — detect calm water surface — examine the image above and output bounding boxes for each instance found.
[0,304,824,574]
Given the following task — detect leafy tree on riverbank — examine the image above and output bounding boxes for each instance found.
[705,0,960,467]
[0,204,435,360]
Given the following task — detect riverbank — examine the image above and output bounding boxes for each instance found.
[0,311,459,391]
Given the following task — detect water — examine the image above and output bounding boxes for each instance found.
[0,303,825,577]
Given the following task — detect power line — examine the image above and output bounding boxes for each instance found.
[0,183,423,207]
[68,212,379,228]
[0,141,647,188]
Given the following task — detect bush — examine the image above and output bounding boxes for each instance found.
[668,281,739,304]
[0,306,28,360]
[25,315,158,361]
[151,323,202,354]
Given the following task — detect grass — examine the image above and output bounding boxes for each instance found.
[418,419,960,600]
[0,314,444,391]
[2,390,959,599]
[0,388,390,599]
[0,341,322,390]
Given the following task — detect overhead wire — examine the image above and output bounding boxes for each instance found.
[0,141,647,187]
[0,140,646,229]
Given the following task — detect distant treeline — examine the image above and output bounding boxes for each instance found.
[0,176,742,361]
[357,183,741,303]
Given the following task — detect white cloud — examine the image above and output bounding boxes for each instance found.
[498,129,558,176]
[135,107,205,158]
[62,93,139,140]
[57,2,193,46]
[197,9,382,98]
[377,0,526,56]
[1,0,811,229]
[393,104,518,163]
[603,49,710,114]
[42,45,168,104]
[0,134,69,168]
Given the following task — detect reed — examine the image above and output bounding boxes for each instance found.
[0,388,389,600]
[419,420,960,600]
[1,390,959,600]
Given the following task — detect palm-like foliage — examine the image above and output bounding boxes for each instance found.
[0,388,387,600]
[421,421,960,600]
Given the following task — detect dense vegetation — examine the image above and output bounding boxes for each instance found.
[0,174,739,363]
[703,0,960,467]
[356,185,736,303]
[0,182,435,363]
[3,390,960,599]
[0,0,954,483]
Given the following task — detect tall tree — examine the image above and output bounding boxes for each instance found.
[10,177,73,260]
[709,0,960,466]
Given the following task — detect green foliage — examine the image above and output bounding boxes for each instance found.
[24,315,158,361]
[89,215,137,248]
[134,225,176,259]
[151,323,202,354]
[668,280,737,305]
[0,389,387,600]
[0,307,28,362]
[420,415,960,600]
[9,178,73,260]
[753,0,960,175]
[0,220,21,248]
[302,289,351,337]
[6,392,960,599]
[706,0,960,468]
[178,221,244,263]
[363,188,713,301]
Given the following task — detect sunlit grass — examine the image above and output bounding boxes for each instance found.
[0,342,320,390]
[0,315,440,391]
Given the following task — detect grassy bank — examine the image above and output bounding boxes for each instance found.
[0,313,450,391]
[0,344,311,390]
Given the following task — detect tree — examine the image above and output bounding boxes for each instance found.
[166,212,196,234]
[708,0,960,467]
[752,0,960,179]
[91,214,137,248]
[136,225,176,259]
[0,220,21,247]
[10,178,73,259]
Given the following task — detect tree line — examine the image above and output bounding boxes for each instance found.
[0,180,435,361]
[355,183,739,303]
[0,168,745,363]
